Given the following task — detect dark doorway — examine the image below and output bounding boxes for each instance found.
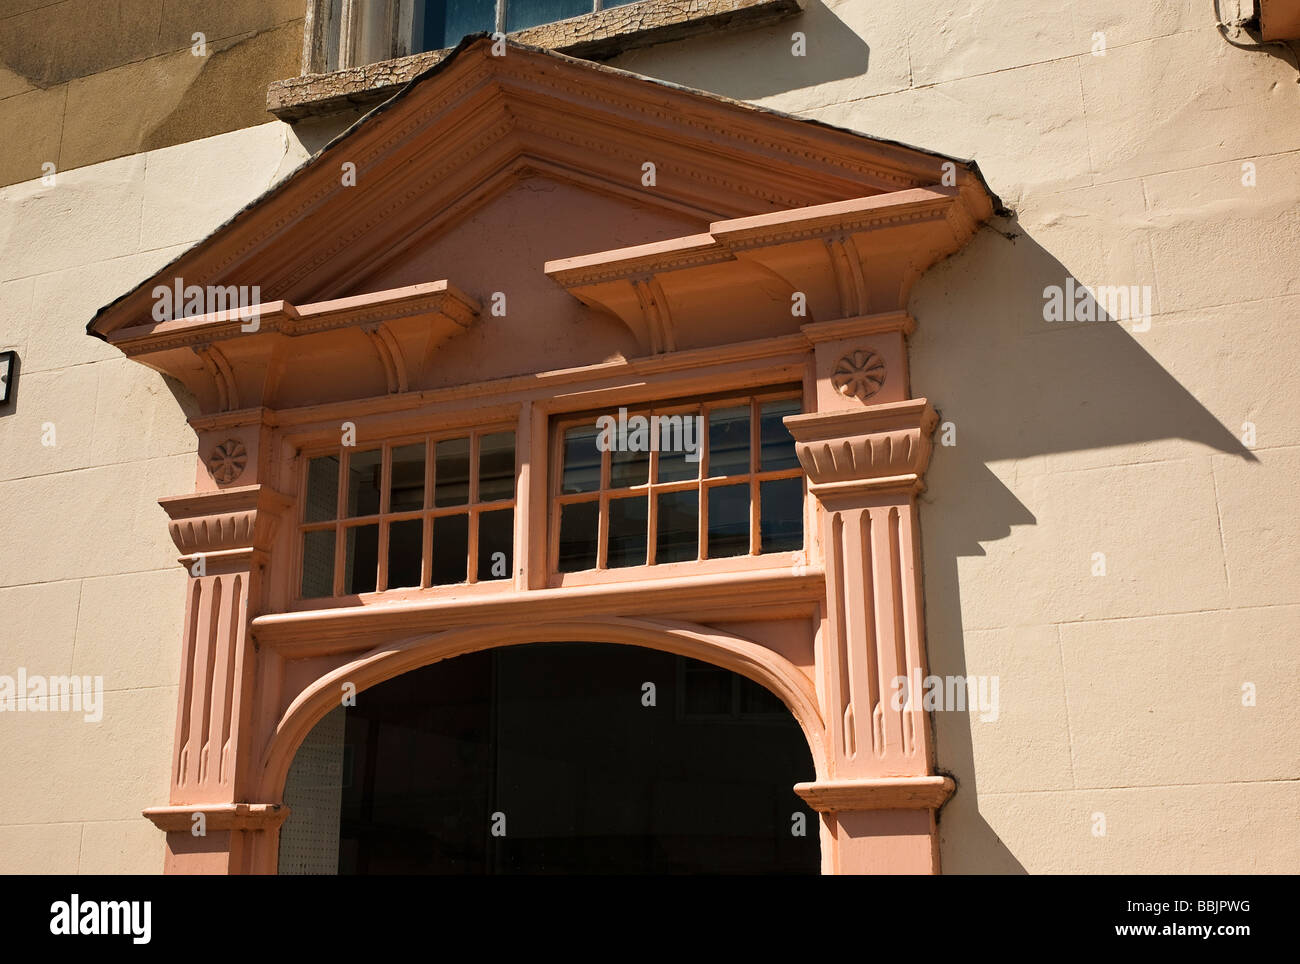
[282,642,819,874]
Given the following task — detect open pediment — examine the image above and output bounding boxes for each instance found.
[87,35,999,413]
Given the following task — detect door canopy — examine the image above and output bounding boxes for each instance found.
[85,36,1000,875]
[88,36,997,410]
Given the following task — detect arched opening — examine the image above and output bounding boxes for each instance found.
[278,642,819,874]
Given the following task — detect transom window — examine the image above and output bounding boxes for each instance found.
[299,428,516,598]
[551,390,805,574]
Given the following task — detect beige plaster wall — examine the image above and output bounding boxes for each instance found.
[613,0,1300,872]
[0,122,310,872]
[0,0,1295,874]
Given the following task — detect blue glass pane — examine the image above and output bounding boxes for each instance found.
[760,398,802,471]
[506,0,592,32]
[416,0,497,52]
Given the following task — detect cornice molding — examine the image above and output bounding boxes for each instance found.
[86,39,997,344]
[545,190,985,350]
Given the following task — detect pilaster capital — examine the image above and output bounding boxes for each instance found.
[784,398,939,496]
[159,484,293,560]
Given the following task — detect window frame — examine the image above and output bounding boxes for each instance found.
[295,421,518,600]
[304,0,635,74]
[547,386,806,584]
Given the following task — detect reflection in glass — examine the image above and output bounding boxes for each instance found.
[346,449,382,517]
[610,443,649,489]
[305,455,339,522]
[505,0,590,31]
[558,501,600,572]
[656,490,698,564]
[656,411,701,483]
[562,426,601,494]
[387,519,423,589]
[607,496,648,568]
[389,444,426,512]
[760,398,802,471]
[344,525,379,594]
[434,438,470,507]
[707,484,749,558]
[477,509,514,582]
[478,432,515,502]
[708,406,750,477]
[431,514,469,585]
[760,478,804,554]
[301,529,335,598]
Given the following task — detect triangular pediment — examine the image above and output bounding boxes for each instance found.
[88,36,998,413]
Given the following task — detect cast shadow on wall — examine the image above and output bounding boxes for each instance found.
[608,2,870,101]
[906,221,1254,873]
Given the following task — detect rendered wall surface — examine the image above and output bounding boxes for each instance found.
[610,0,1300,872]
[0,122,310,872]
[1,0,1296,873]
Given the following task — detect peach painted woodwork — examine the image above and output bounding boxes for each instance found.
[86,38,997,874]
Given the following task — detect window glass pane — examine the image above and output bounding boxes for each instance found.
[415,0,497,52]
[708,405,750,477]
[478,432,515,502]
[760,398,802,471]
[390,444,426,512]
[301,530,336,598]
[562,425,601,494]
[558,501,600,573]
[344,525,379,594]
[607,496,648,568]
[431,514,469,585]
[506,0,591,32]
[304,455,339,522]
[477,509,514,582]
[655,412,702,483]
[610,441,649,489]
[707,484,749,558]
[387,519,423,589]
[656,490,698,564]
[760,478,804,554]
[346,449,382,517]
[434,438,470,507]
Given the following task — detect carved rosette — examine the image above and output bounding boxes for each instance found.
[208,439,248,484]
[831,348,886,403]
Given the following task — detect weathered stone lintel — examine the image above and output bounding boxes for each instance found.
[268,0,805,120]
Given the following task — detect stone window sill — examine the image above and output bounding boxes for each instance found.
[267,0,803,120]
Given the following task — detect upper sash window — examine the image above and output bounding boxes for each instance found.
[551,390,804,575]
